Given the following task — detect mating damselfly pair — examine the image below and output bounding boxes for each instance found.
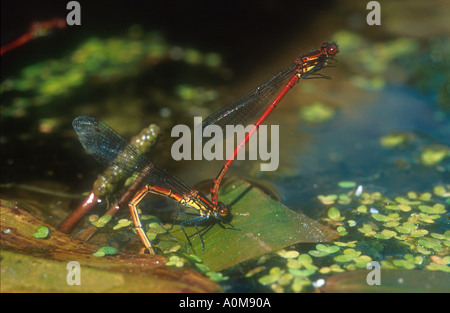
[70,41,338,253]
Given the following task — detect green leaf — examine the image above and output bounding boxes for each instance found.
[168,178,337,271]
[93,246,118,257]
[328,207,344,221]
[1,201,221,293]
[33,226,50,239]
[338,181,356,188]
[419,204,446,214]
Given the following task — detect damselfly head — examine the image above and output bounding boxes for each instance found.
[215,202,232,222]
[321,41,339,56]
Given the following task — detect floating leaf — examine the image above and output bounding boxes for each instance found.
[419,192,433,201]
[419,204,446,214]
[278,250,300,259]
[371,213,389,222]
[299,101,335,123]
[91,214,112,228]
[278,273,294,286]
[113,218,132,230]
[374,229,397,240]
[333,248,361,263]
[308,250,330,257]
[356,205,368,213]
[433,185,449,197]
[410,229,428,238]
[417,213,438,223]
[338,181,356,189]
[288,268,315,277]
[395,222,416,234]
[318,194,337,205]
[334,241,357,247]
[291,277,311,292]
[33,225,50,239]
[358,224,376,235]
[420,144,449,166]
[426,263,450,272]
[392,259,416,269]
[287,258,302,269]
[418,238,443,252]
[379,131,414,148]
[93,246,118,257]
[316,244,340,254]
[328,207,344,221]
[397,204,412,212]
[333,254,354,263]
[206,271,229,282]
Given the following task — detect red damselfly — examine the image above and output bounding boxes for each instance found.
[202,41,339,207]
[73,115,231,254]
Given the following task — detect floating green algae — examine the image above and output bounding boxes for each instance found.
[420,144,450,166]
[379,131,416,149]
[1,25,224,119]
[299,101,336,123]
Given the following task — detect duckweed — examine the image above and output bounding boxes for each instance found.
[252,182,448,292]
[379,131,415,148]
[1,26,224,119]
[318,194,338,205]
[205,271,229,282]
[433,185,449,197]
[338,181,356,188]
[91,214,112,228]
[316,244,340,254]
[277,250,299,259]
[113,218,132,230]
[93,246,118,257]
[420,145,449,166]
[299,101,335,123]
[327,207,345,221]
[418,204,446,214]
[395,222,417,234]
[32,225,50,239]
[165,255,185,267]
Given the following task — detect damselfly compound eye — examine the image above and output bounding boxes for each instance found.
[327,45,338,55]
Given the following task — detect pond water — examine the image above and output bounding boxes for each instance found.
[1,1,449,293]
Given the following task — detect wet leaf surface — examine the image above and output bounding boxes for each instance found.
[0,200,221,293]
[169,178,338,271]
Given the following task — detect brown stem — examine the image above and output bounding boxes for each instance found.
[76,173,150,241]
[58,191,99,233]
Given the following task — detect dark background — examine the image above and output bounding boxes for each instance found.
[1,0,339,185]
